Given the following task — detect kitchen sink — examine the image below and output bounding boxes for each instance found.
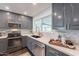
[31,35,41,38]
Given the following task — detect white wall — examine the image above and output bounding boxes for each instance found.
[33,5,52,20]
[33,4,52,31]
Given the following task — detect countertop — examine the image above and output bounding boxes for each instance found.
[0,36,22,39]
[22,34,79,56]
[0,36,7,39]
[0,33,79,56]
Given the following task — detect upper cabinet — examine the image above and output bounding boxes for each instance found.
[52,3,79,30]
[18,15,33,29]
[0,10,33,30]
[8,13,20,23]
[64,4,72,30]
[0,11,8,29]
[53,3,65,30]
[69,4,79,30]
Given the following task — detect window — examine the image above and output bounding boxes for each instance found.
[33,15,52,32]
[33,19,42,32]
[42,16,52,32]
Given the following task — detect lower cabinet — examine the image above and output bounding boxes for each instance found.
[26,36,45,56]
[26,36,36,51]
[22,36,27,48]
[22,36,69,56]
[46,46,69,56]
[0,39,8,52]
[21,36,36,50]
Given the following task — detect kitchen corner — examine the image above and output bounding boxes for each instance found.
[0,3,79,56]
[21,30,79,56]
[0,29,79,56]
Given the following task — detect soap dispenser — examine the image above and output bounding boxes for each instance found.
[58,34,62,41]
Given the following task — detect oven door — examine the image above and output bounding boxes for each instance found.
[7,37,22,53]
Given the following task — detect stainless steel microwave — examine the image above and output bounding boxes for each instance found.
[8,23,21,29]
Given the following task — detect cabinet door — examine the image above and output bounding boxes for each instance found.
[0,39,8,52]
[46,46,59,56]
[69,4,79,30]
[46,46,69,56]
[53,3,64,29]
[19,16,32,29]
[19,16,27,29]
[0,11,8,29]
[64,4,72,30]
[26,17,33,30]
[8,13,19,23]
[22,36,27,48]
[26,36,45,56]
[22,36,36,49]
[26,36,34,51]
[53,3,64,27]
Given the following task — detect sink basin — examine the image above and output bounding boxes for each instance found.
[31,35,41,38]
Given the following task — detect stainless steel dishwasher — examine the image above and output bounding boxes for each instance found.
[31,41,45,56]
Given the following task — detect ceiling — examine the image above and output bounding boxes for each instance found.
[0,3,51,17]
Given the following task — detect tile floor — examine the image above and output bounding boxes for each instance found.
[7,48,31,56]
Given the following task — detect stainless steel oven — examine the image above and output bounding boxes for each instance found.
[7,32,22,53]
[7,37,22,53]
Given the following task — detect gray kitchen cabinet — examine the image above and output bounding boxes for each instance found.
[7,13,33,29]
[26,36,36,51]
[69,4,79,30]
[0,11,8,29]
[22,17,32,29]
[52,3,79,30]
[25,36,31,50]
[22,36,36,51]
[8,13,19,23]
[0,39,8,52]
[25,17,33,29]
[46,45,69,56]
[0,10,32,29]
[64,4,72,30]
[19,16,32,29]
[26,36,45,56]
[22,36,27,48]
[53,3,65,30]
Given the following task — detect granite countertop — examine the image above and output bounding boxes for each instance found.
[22,33,79,56]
